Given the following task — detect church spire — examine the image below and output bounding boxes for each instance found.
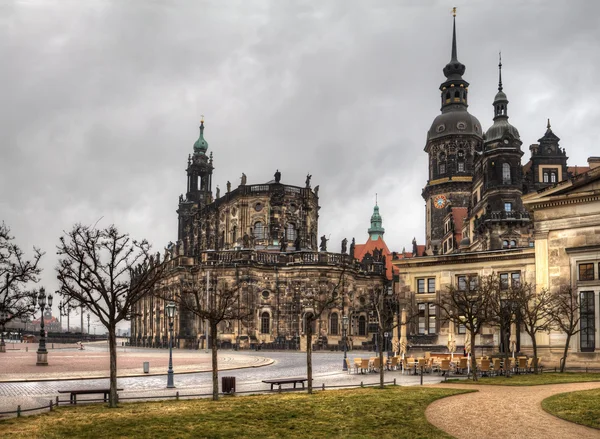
[193,116,209,155]
[440,9,469,112]
[492,53,509,121]
[368,197,385,241]
[498,51,503,92]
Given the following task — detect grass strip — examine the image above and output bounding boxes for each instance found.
[0,386,472,439]
[443,372,600,386]
[542,388,600,430]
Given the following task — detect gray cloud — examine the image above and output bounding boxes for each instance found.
[1,0,598,325]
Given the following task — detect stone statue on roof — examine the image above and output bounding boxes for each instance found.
[274,169,281,183]
[341,238,347,254]
[349,237,355,259]
[241,173,247,185]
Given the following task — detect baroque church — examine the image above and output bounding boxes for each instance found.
[395,14,600,360]
[131,120,395,351]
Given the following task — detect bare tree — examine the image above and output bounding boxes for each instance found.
[548,285,580,372]
[437,275,494,381]
[56,223,165,407]
[0,222,43,352]
[164,268,250,401]
[299,270,344,394]
[512,281,555,374]
[369,284,398,388]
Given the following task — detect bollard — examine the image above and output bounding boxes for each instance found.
[278,384,282,393]
[360,381,364,387]
[17,405,21,417]
[322,383,325,391]
[49,400,53,411]
[420,367,423,386]
[176,391,179,401]
[56,396,59,406]
[393,378,397,386]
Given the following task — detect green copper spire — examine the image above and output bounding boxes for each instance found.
[368,197,385,240]
[193,117,208,155]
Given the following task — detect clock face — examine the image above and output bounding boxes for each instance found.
[433,195,447,209]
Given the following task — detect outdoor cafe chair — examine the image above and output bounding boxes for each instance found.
[428,357,440,373]
[360,358,371,374]
[492,358,502,376]
[503,358,512,374]
[417,358,428,373]
[517,357,528,374]
[407,357,416,374]
[457,358,468,374]
[390,356,399,371]
[345,358,356,374]
[440,359,451,378]
[479,359,490,377]
[372,357,381,372]
[400,357,409,374]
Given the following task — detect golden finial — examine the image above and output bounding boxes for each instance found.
[452,6,457,17]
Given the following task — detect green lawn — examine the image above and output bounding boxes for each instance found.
[0,386,472,439]
[542,388,600,430]
[445,372,600,386]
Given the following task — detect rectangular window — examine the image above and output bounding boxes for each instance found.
[458,317,466,334]
[580,291,595,352]
[428,278,436,293]
[439,163,446,174]
[458,276,467,291]
[418,303,426,335]
[504,202,512,212]
[458,161,465,172]
[417,278,435,294]
[579,263,595,281]
[511,273,521,287]
[428,304,437,334]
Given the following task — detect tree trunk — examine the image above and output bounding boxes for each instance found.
[108,324,118,408]
[560,333,571,373]
[211,321,219,401]
[379,331,384,389]
[531,332,539,374]
[503,331,511,378]
[306,323,313,394]
[470,329,478,382]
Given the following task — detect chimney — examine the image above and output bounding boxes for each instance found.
[588,157,600,170]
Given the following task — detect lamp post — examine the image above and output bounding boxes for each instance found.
[0,311,7,353]
[34,287,53,366]
[342,315,349,370]
[166,302,176,388]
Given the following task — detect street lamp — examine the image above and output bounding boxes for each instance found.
[0,310,7,353]
[34,287,53,366]
[166,302,176,388]
[342,315,349,371]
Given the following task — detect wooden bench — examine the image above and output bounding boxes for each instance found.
[262,378,307,391]
[58,388,123,404]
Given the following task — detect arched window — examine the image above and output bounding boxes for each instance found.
[502,240,509,249]
[445,91,450,101]
[232,225,237,244]
[502,163,511,184]
[358,315,367,336]
[510,240,516,248]
[286,223,297,242]
[438,153,446,175]
[330,313,339,336]
[254,222,265,240]
[454,90,460,100]
[261,312,270,334]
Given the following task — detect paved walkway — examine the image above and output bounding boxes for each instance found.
[426,381,600,438]
[0,343,271,381]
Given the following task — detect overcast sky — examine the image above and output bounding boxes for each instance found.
[1,0,598,328]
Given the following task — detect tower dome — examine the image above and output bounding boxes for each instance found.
[193,119,208,154]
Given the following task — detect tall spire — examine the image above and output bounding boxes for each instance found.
[193,116,209,155]
[498,52,503,92]
[451,7,458,61]
[368,201,385,241]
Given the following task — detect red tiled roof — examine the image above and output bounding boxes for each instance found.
[353,237,393,280]
[568,166,590,176]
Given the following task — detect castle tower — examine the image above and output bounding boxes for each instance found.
[422,10,483,253]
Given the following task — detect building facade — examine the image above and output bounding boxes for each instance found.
[394,15,600,361]
[131,122,392,350]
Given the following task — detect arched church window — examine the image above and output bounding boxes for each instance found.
[502,163,511,184]
[232,225,237,244]
[510,240,516,248]
[261,312,270,334]
[254,222,265,240]
[445,91,450,102]
[330,312,339,336]
[454,90,460,99]
[502,240,509,249]
[286,223,297,242]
